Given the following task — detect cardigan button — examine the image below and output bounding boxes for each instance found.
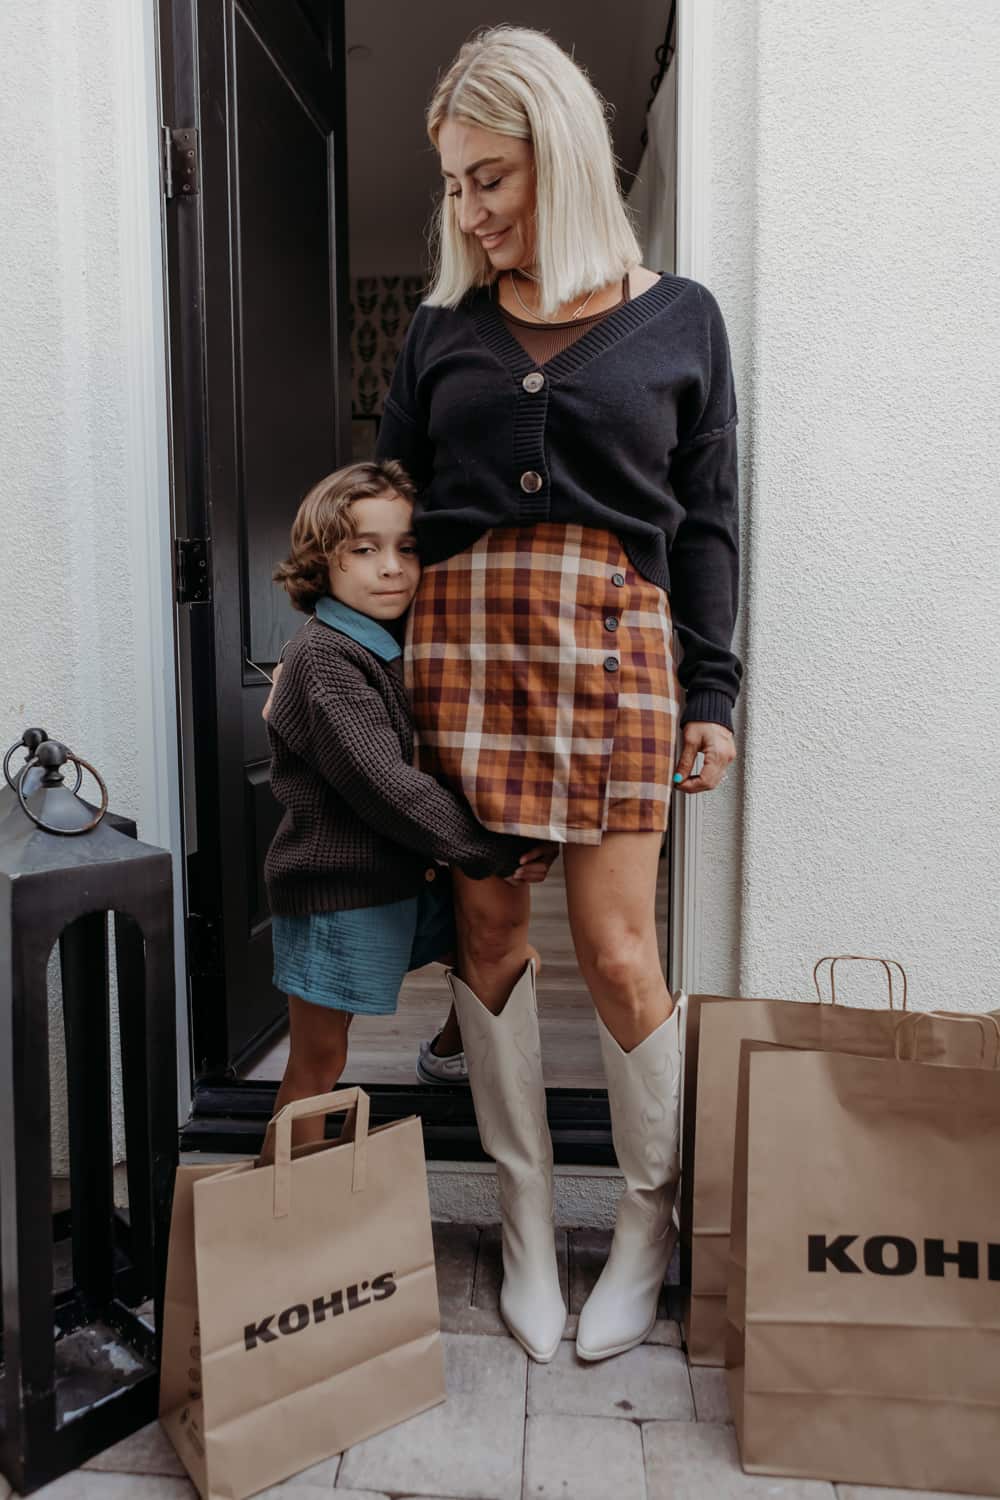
[424,868,437,882]
[603,656,620,673]
[520,470,543,494]
[522,371,545,393]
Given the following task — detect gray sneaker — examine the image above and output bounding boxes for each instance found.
[416,1034,469,1084]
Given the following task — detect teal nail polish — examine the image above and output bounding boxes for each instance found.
[673,772,683,784]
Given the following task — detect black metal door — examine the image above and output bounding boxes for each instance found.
[160,0,351,1075]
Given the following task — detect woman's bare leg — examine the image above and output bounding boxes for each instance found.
[563,832,673,1050]
[452,871,533,1013]
[273,996,352,1146]
[433,1003,464,1056]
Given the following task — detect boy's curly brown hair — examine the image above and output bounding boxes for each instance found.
[274,460,416,613]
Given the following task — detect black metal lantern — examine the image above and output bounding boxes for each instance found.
[0,734,179,1494]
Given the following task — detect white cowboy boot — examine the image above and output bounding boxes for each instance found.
[446,959,566,1362]
[576,996,684,1361]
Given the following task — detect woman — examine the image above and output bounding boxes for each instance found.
[377,26,740,1364]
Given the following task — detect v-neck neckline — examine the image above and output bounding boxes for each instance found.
[469,271,686,383]
[502,274,629,332]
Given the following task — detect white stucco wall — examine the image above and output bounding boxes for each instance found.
[697,0,1000,1009]
[0,2,184,1167]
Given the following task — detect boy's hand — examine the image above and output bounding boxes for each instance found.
[262,661,284,721]
[505,843,560,885]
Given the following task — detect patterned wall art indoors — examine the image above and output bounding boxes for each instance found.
[350,275,425,458]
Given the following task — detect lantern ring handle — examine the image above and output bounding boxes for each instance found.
[16,754,109,835]
[4,740,83,794]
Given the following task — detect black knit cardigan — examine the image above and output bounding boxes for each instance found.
[377,274,742,729]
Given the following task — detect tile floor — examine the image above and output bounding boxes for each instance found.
[4,1226,996,1500]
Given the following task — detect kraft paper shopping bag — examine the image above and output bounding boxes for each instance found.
[726,1019,1000,1493]
[681,957,914,1363]
[680,956,995,1364]
[160,1088,444,1499]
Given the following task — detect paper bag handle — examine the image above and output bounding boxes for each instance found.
[893,1011,1000,1067]
[812,955,908,1010]
[258,1088,370,1218]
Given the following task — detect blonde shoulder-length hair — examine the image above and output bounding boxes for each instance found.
[425,26,641,319]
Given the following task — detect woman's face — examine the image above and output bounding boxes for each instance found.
[437,120,536,272]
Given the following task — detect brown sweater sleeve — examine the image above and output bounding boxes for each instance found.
[270,645,528,879]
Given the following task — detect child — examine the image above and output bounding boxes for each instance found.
[265,460,552,1142]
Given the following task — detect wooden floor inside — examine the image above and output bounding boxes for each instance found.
[244,855,670,1088]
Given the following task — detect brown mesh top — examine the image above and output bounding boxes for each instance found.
[499,277,629,364]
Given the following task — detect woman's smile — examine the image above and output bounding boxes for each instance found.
[479,227,511,252]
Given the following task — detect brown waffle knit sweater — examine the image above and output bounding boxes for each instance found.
[265,617,529,915]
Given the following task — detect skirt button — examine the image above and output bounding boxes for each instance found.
[612,572,626,587]
[603,656,620,673]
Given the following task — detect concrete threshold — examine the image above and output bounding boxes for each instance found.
[428,1159,622,1228]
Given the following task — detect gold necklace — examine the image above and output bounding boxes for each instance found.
[509,270,599,323]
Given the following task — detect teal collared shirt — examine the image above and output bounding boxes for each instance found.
[314,595,402,663]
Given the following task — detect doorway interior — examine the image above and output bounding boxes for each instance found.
[160,0,679,1154]
[246,0,679,1097]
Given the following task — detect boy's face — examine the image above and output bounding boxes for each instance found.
[328,493,420,620]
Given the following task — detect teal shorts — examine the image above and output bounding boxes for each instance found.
[271,875,456,1015]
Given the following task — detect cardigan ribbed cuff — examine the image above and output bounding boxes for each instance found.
[681,690,734,733]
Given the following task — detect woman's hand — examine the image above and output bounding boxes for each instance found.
[262,661,284,721]
[506,842,560,885]
[673,721,736,794]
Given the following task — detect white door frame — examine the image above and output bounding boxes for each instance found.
[669,0,712,995]
[119,0,191,1123]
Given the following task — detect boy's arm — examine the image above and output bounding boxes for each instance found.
[271,660,528,879]
[314,685,529,878]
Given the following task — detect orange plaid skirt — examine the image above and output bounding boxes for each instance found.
[404,524,680,843]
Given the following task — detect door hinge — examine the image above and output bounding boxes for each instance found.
[163,126,199,199]
[186,912,221,979]
[174,537,211,604]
